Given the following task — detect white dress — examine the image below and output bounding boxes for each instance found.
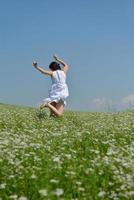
[45,70,69,106]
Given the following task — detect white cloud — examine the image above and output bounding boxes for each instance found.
[90,97,115,111]
[87,94,134,112]
[120,95,134,109]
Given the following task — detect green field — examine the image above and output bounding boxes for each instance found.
[0,103,134,200]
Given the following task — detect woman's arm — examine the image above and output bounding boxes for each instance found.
[32,62,53,76]
[53,55,69,73]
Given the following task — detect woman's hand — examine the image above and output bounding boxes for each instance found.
[32,61,38,68]
[53,54,59,61]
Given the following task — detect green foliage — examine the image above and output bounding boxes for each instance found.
[0,104,134,199]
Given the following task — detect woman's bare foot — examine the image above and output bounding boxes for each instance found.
[39,101,48,110]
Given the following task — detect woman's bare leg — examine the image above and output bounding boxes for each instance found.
[50,102,57,117]
[56,100,64,115]
[47,100,64,117]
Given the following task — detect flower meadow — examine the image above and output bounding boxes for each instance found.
[0,103,134,200]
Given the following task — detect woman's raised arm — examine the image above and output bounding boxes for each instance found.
[32,61,53,76]
[53,55,68,73]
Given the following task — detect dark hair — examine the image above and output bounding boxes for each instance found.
[49,61,61,71]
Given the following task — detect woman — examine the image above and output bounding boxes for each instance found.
[32,55,69,117]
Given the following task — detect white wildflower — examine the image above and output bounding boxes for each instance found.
[98,191,106,197]
[106,147,114,155]
[18,197,27,200]
[64,154,72,159]
[76,181,82,186]
[31,174,37,179]
[50,179,59,184]
[78,187,85,192]
[125,191,134,196]
[9,175,15,179]
[66,171,76,176]
[54,188,64,196]
[9,194,18,199]
[0,183,6,189]
[39,189,48,197]
[53,156,60,162]
[103,156,109,165]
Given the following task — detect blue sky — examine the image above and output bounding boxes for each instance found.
[0,0,134,111]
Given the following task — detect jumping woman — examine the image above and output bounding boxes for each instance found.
[32,55,69,117]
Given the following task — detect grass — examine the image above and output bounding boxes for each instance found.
[0,104,134,200]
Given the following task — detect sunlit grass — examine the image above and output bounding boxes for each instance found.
[0,104,134,199]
